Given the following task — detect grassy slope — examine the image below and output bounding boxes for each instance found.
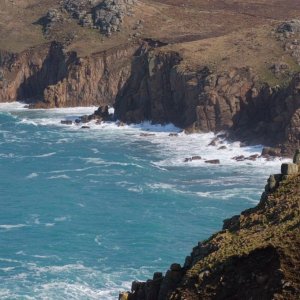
[175,174,300,299]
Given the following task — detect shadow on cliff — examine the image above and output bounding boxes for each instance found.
[16,42,76,103]
[114,43,189,126]
[195,246,283,300]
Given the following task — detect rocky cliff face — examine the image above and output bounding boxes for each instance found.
[114,48,300,156]
[120,155,300,300]
[0,41,138,107]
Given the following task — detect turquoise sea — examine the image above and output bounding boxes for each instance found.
[0,103,288,299]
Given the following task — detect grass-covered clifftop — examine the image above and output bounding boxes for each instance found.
[122,158,300,300]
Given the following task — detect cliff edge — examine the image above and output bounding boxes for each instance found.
[120,151,300,300]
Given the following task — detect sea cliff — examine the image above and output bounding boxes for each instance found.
[0,41,138,108]
[120,152,300,300]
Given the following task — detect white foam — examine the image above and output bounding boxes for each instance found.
[0,102,27,111]
[54,216,70,222]
[94,235,102,246]
[0,267,15,273]
[26,173,39,179]
[0,224,28,230]
[27,263,93,274]
[48,174,70,179]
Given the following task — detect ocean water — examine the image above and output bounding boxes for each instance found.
[0,102,289,299]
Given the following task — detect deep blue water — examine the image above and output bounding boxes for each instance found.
[0,103,286,299]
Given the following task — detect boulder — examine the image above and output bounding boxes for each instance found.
[281,163,299,175]
[191,156,202,161]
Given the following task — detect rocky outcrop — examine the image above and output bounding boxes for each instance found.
[63,0,137,36]
[0,41,139,107]
[120,151,300,300]
[277,20,300,34]
[114,47,300,156]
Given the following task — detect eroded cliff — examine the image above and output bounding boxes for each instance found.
[114,24,300,156]
[0,41,139,107]
[120,154,300,300]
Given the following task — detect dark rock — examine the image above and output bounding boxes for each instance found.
[232,155,245,161]
[205,159,220,164]
[61,120,72,125]
[218,146,227,150]
[140,133,155,137]
[184,156,201,162]
[169,133,178,137]
[80,115,90,123]
[208,138,219,146]
[81,125,90,129]
[91,105,112,122]
[191,156,202,160]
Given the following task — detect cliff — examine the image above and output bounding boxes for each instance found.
[114,24,300,156]
[120,152,300,300]
[0,41,139,107]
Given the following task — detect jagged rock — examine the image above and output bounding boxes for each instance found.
[89,105,112,122]
[281,163,299,175]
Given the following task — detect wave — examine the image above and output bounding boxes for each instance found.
[33,152,56,158]
[0,224,28,230]
[54,216,71,222]
[47,174,71,180]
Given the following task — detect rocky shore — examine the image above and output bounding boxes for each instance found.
[1,18,300,155]
[119,151,300,300]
